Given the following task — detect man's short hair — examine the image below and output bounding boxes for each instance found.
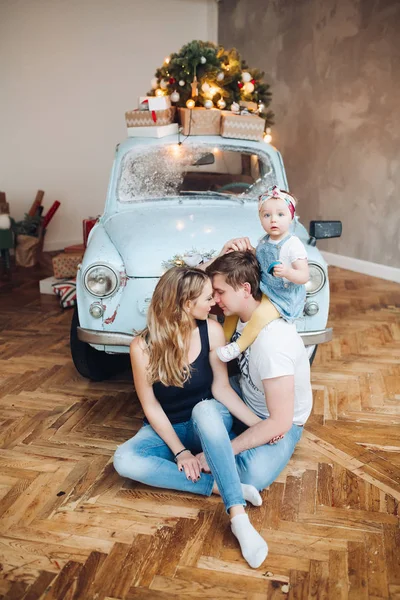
[206,251,262,300]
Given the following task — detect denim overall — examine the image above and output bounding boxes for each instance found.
[256,234,306,321]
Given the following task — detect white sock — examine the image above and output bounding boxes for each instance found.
[241,483,262,507]
[230,513,268,569]
[216,342,241,362]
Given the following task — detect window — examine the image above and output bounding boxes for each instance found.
[117,142,277,202]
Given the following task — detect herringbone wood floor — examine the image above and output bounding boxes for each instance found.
[0,260,399,599]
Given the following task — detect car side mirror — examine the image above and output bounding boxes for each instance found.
[308,220,342,246]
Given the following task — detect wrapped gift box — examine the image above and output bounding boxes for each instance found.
[125,107,176,128]
[40,275,59,294]
[83,217,98,247]
[64,243,85,253]
[127,123,178,138]
[221,112,265,142]
[52,278,77,309]
[52,252,83,279]
[138,96,171,111]
[178,107,221,136]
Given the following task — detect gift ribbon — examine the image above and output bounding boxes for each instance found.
[140,99,157,123]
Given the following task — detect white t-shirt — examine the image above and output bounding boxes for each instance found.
[233,318,313,425]
[265,235,308,283]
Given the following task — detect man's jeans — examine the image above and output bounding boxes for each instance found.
[228,375,304,490]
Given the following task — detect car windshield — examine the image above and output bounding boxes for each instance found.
[117,142,277,202]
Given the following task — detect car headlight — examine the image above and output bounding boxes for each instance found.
[84,264,119,297]
[305,263,326,295]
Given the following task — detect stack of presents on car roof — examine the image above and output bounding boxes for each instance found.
[124,40,274,144]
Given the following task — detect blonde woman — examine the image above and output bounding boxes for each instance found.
[113,267,268,569]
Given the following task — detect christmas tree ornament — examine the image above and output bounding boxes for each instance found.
[155,88,164,97]
[200,56,206,64]
[151,77,158,90]
[217,98,226,109]
[169,77,176,84]
[216,72,224,82]
[238,82,244,89]
[179,80,186,87]
[231,102,240,113]
[242,72,252,83]
[171,91,180,102]
[191,76,199,98]
[244,82,255,93]
[201,82,211,93]
[258,102,265,113]
[160,79,168,90]
[186,99,195,108]
[251,79,256,84]
[204,99,213,109]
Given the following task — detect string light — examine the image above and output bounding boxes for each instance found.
[264,127,272,144]
[155,88,164,97]
[164,56,170,64]
[170,144,182,156]
[186,99,195,108]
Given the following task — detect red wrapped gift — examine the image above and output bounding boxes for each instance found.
[83,217,98,247]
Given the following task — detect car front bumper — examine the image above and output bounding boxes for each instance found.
[77,327,333,348]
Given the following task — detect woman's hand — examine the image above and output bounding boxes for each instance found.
[195,452,211,473]
[219,237,255,256]
[177,450,202,481]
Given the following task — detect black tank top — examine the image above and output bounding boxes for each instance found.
[151,319,213,424]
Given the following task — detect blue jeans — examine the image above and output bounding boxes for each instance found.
[228,375,304,490]
[113,399,246,512]
[113,384,303,508]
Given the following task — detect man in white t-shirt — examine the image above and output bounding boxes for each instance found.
[201,248,313,491]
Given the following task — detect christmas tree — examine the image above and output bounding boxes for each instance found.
[148,40,274,127]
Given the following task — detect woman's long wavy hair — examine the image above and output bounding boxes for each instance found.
[141,266,210,388]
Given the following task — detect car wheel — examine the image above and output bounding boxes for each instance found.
[307,344,318,366]
[70,307,130,381]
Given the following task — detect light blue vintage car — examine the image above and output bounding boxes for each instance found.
[70,133,341,380]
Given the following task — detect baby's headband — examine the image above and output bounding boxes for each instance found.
[258,185,297,219]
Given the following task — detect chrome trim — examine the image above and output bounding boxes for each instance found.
[305,263,326,296]
[299,328,332,345]
[78,327,133,346]
[83,263,120,298]
[78,326,333,348]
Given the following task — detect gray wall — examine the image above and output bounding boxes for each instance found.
[219,0,400,267]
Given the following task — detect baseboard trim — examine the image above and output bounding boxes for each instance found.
[322,251,400,284]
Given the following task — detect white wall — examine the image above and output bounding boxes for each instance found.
[0,0,218,250]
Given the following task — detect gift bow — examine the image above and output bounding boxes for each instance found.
[140,99,157,123]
